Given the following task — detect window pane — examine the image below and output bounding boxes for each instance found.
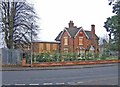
[53,44,57,50]
[64,48,68,53]
[64,37,68,45]
[79,37,83,45]
[39,43,43,50]
[46,44,50,51]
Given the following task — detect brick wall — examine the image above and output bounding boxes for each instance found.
[60,28,99,54]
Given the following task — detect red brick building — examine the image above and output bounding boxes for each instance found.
[25,21,99,58]
[55,21,99,55]
[32,41,60,54]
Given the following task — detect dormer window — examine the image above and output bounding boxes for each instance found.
[79,37,83,45]
[64,37,68,45]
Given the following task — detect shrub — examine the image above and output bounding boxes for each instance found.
[53,53,61,62]
[35,52,51,62]
[100,53,107,60]
[25,54,30,63]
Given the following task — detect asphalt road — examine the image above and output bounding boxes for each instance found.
[2,64,119,85]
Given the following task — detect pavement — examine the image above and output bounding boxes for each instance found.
[1,63,118,71]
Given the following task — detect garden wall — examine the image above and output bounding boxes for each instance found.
[22,59,120,67]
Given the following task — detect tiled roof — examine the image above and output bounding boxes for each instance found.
[55,28,80,41]
[66,27,80,38]
[85,31,99,40]
[32,40,60,43]
[95,34,99,40]
[85,31,92,39]
[55,31,63,41]
[55,28,99,41]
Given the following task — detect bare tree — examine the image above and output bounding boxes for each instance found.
[0,0,39,49]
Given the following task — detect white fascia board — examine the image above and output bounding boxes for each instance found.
[64,28,71,38]
[74,27,89,39]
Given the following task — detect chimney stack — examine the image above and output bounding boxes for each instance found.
[69,20,74,28]
[91,24,95,34]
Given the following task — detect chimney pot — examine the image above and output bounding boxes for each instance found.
[69,20,74,28]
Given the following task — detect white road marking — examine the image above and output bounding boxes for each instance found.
[15,84,25,85]
[56,83,65,85]
[4,84,11,85]
[43,83,53,85]
[29,84,39,85]
[67,81,84,85]
[5,81,83,85]
[67,82,76,84]
[77,82,84,84]
[112,84,116,85]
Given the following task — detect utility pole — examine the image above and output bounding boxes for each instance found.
[30,23,33,67]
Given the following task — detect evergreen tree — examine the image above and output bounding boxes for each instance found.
[104,1,120,59]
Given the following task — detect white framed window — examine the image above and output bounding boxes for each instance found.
[53,44,57,50]
[39,43,43,50]
[64,48,68,53]
[46,43,50,51]
[64,37,68,45]
[79,37,83,45]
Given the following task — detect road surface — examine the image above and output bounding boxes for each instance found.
[2,63,119,85]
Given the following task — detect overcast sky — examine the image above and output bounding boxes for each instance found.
[0,0,115,48]
[28,0,114,41]
[1,0,114,41]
